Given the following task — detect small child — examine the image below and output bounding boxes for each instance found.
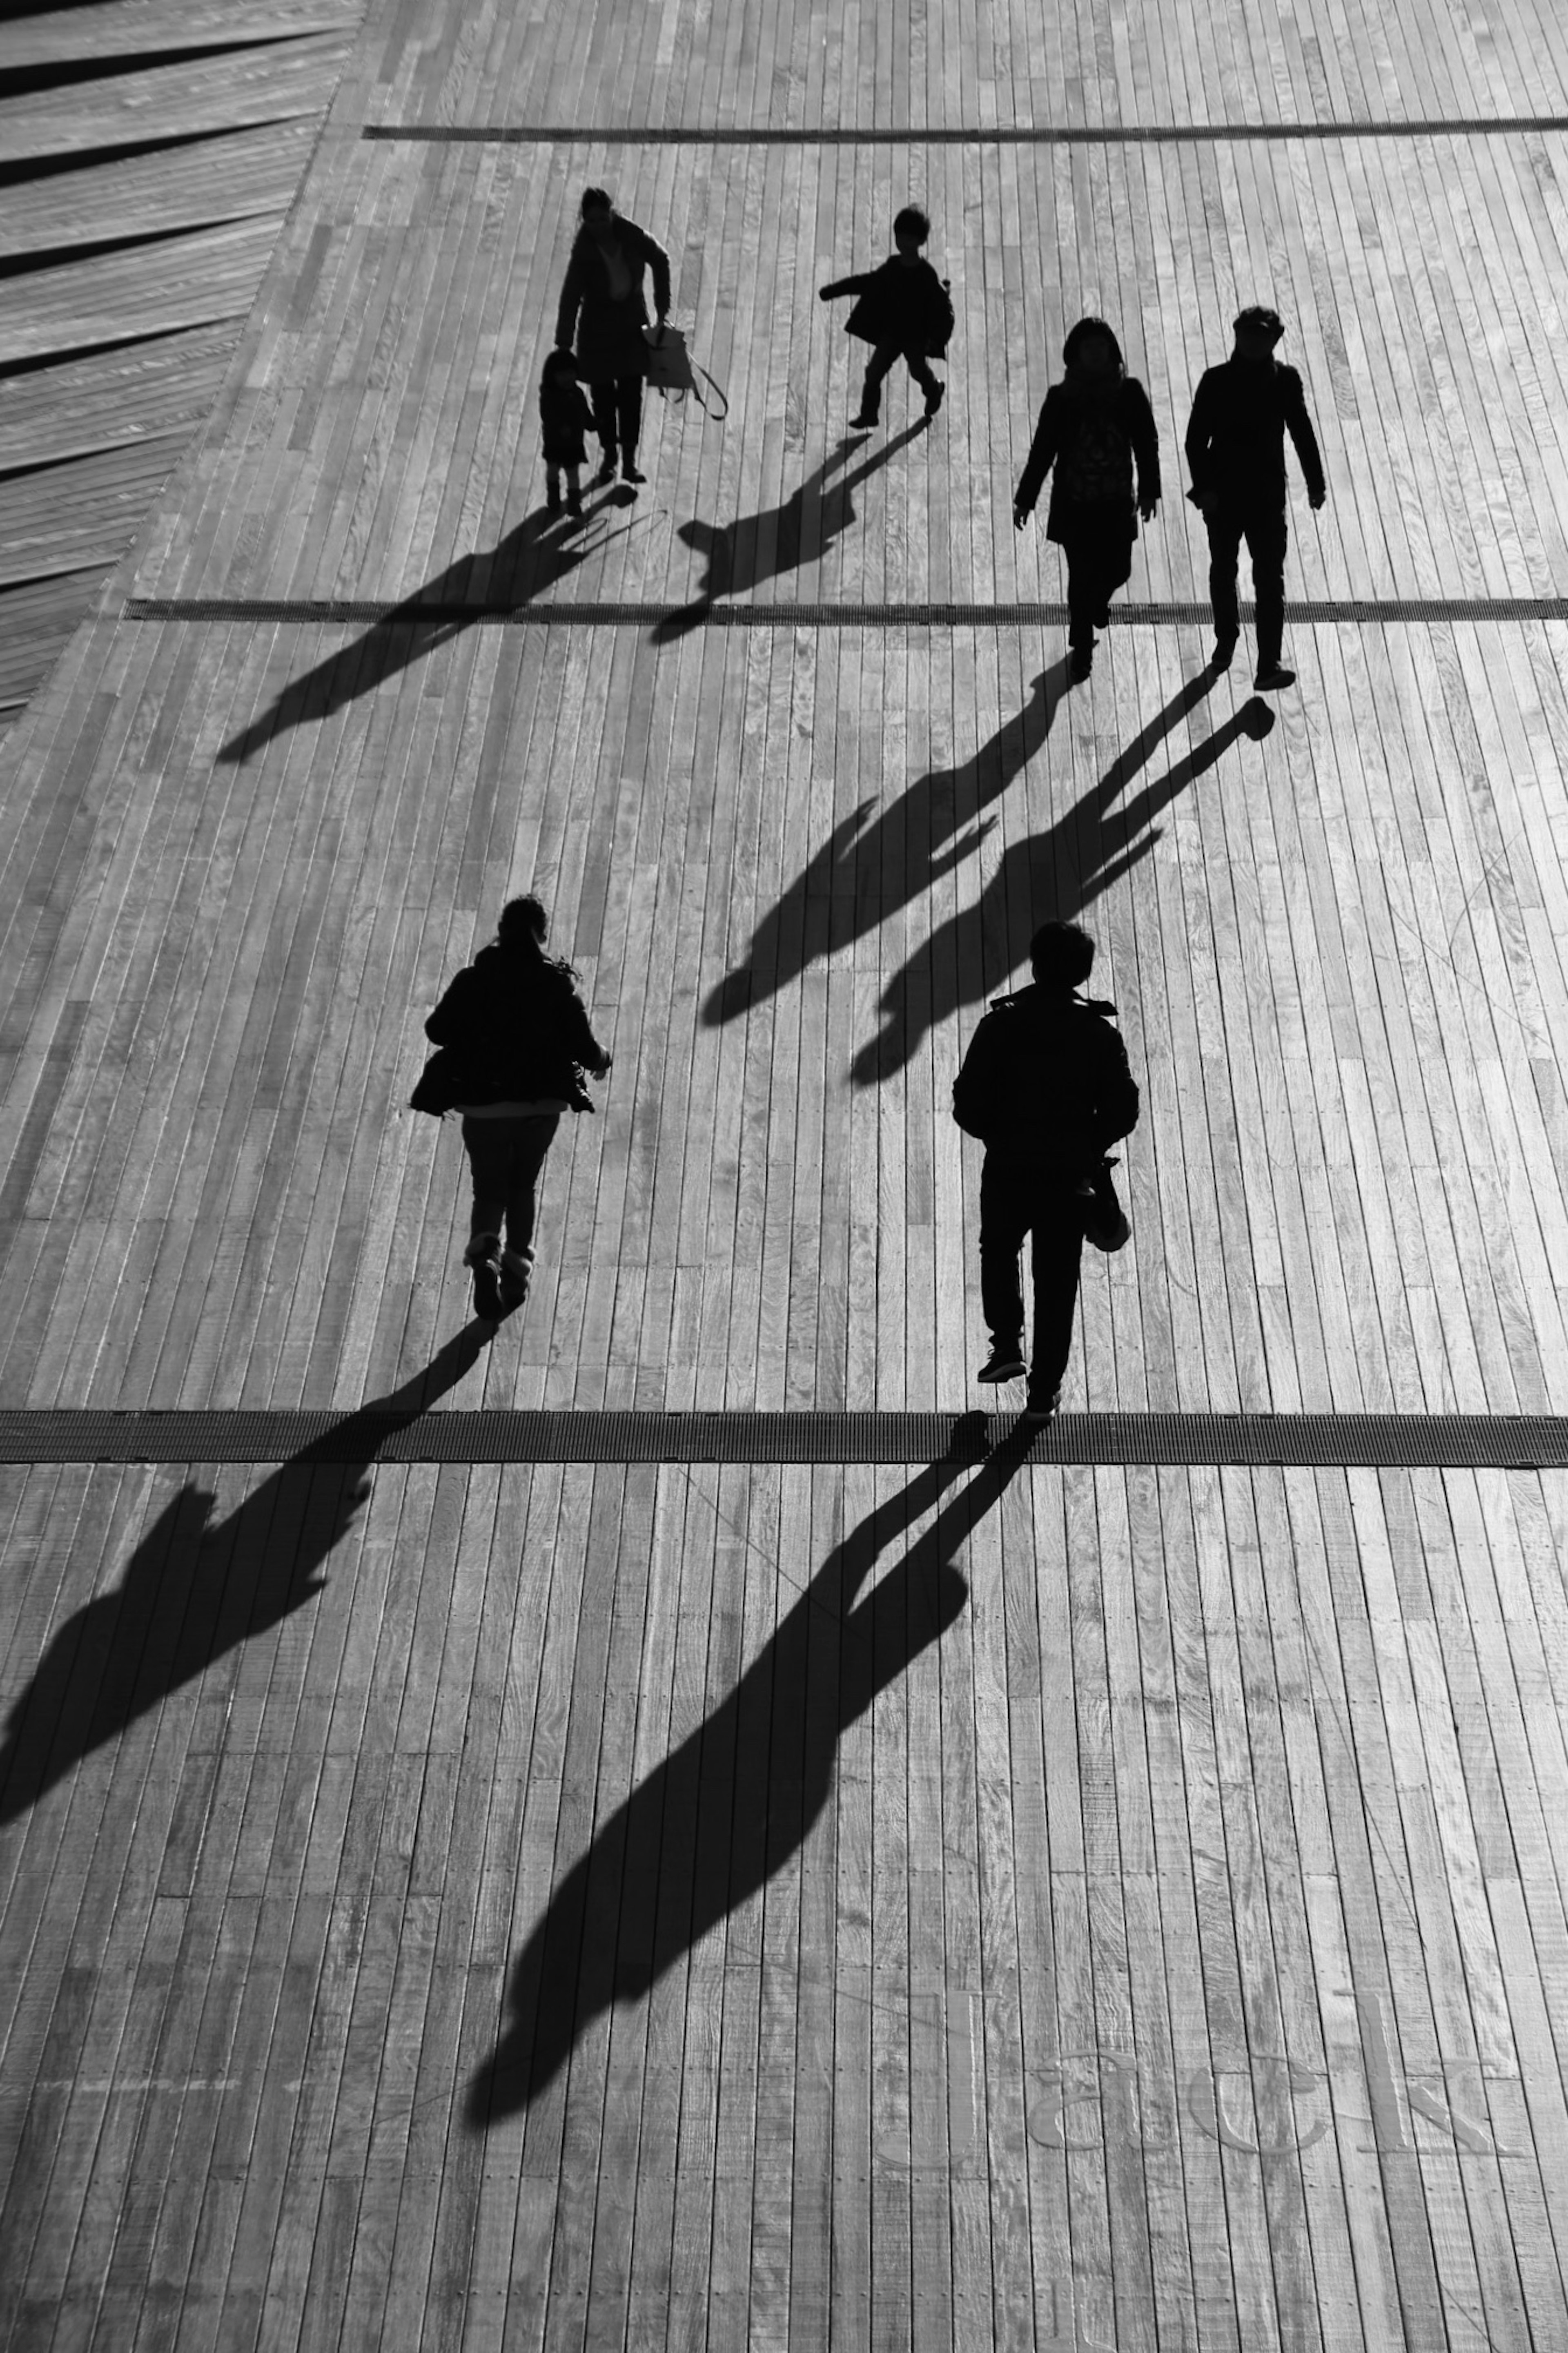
[540,348,592,517]
[819,204,953,429]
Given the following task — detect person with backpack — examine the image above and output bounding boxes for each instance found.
[419,897,612,1323]
[819,203,953,429]
[555,187,672,488]
[1184,303,1326,690]
[1012,317,1160,682]
[952,920,1140,1420]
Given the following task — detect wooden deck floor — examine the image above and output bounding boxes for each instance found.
[4,0,1568,2344]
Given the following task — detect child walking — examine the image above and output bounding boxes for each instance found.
[819,204,952,430]
[540,348,592,517]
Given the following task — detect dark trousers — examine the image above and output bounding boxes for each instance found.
[461,1114,560,1254]
[590,375,644,457]
[1205,496,1288,667]
[861,339,940,414]
[1058,516,1135,649]
[979,1155,1086,1396]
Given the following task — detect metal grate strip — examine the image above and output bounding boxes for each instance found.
[2,1410,1566,1468]
[362,119,1568,145]
[122,596,1568,629]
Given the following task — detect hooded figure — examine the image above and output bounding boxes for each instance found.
[1013,317,1161,680]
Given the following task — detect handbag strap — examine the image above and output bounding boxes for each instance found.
[688,362,730,421]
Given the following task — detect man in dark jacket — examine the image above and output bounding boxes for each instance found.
[953,920,1140,1418]
[1185,303,1326,691]
[820,204,949,429]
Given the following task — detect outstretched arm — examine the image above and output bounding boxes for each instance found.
[819,272,873,300]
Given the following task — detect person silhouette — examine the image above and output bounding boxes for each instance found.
[555,186,671,489]
[952,919,1140,1418]
[1013,317,1160,683]
[1184,303,1327,691]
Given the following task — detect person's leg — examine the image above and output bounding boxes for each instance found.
[501,1114,561,1265]
[461,1119,508,1317]
[979,1154,1031,1363]
[1027,1188,1086,1405]
[854,341,898,424]
[546,465,561,515]
[564,463,582,515]
[1245,500,1290,674]
[902,340,943,412]
[1061,526,1096,677]
[617,374,645,477]
[1204,502,1244,657]
[590,381,617,477]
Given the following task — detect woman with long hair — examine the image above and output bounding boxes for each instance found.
[423,896,612,1322]
[1013,317,1161,681]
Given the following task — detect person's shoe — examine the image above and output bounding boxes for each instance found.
[566,490,584,517]
[1209,631,1238,669]
[924,382,944,418]
[621,456,646,485]
[595,450,617,486]
[465,1233,505,1321]
[498,1247,532,1314]
[849,408,878,430]
[1254,662,1296,691]
[978,1345,1027,1384]
[1022,1386,1060,1423]
[1069,644,1093,683]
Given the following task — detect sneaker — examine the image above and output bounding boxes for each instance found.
[499,1248,532,1314]
[924,382,944,418]
[849,409,878,431]
[595,451,617,486]
[1069,644,1093,683]
[978,1346,1027,1384]
[621,457,646,485]
[1022,1387,1060,1423]
[1254,662,1296,691]
[1210,632,1238,669]
[465,1233,504,1321]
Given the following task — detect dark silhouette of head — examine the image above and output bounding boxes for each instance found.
[893,203,930,253]
[1233,304,1284,360]
[1030,919,1096,990]
[496,893,579,981]
[1062,316,1125,380]
[542,347,579,385]
[581,186,614,219]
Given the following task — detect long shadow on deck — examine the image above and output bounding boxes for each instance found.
[0,1327,488,1826]
[706,655,1076,1025]
[217,504,641,764]
[853,689,1276,1082]
[468,1425,1033,2123]
[651,422,928,642]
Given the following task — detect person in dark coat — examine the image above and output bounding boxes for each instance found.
[1013,316,1161,683]
[555,187,672,488]
[819,203,949,430]
[952,920,1140,1419]
[539,348,592,517]
[1184,302,1326,691]
[424,896,612,1322]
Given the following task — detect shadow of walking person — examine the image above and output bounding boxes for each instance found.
[0,1324,489,1826]
[467,1423,1034,2124]
[652,421,929,643]
[705,657,1074,1025]
[218,504,642,765]
[853,687,1276,1083]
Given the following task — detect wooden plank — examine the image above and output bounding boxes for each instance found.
[2,1,361,69]
[0,325,241,476]
[0,216,285,364]
[0,34,354,163]
[0,122,318,264]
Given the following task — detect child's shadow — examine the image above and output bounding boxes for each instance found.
[652,422,928,641]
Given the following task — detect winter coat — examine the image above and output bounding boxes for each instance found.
[953,984,1140,1176]
[1014,377,1161,545]
[540,374,592,466]
[424,941,608,1108]
[555,216,673,384]
[820,255,949,351]
[1184,355,1325,508]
